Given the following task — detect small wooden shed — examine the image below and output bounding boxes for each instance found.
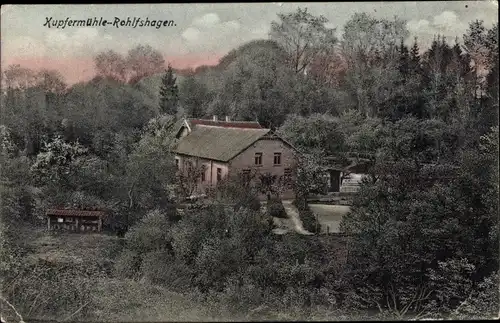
[46,209,107,233]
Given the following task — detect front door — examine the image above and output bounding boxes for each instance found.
[329,170,341,192]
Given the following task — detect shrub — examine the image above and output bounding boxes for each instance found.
[267,198,287,218]
[140,250,175,284]
[124,209,173,254]
[451,272,499,319]
[293,200,320,233]
[113,250,142,279]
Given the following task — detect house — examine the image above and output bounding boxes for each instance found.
[46,209,107,232]
[172,116,299,200]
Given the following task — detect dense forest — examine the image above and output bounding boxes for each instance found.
[1,8,498,321]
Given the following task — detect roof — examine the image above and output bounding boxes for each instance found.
[46,209,107,218]
[175,125,271,162]
[186,118,263,129]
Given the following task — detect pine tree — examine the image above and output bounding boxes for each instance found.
[159,64,179,116]
[180,75,207,118]
[398,38,410,78]
[410,37,421,74]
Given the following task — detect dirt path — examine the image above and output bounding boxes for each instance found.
[281,201,314,235]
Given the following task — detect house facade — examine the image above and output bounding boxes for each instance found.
[172,116,298,200]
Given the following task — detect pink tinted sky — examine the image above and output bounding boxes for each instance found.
[3,54,222,84]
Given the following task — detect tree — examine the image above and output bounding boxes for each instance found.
[30,136,88,188]
[278,113,347,156]
[1,64,37,90]
[61,77,158,155]
[206,169,262,213]
[126,44,165,84]
[308,51,349,89]
[159,64,179,115]
[29,135,112,208]
[341,13,409,117]
[0,125,32,222]
[339,118,498,319]
[463,20,490,73]
[398,38,410,76]
[462,20,498,107]
[125,129,177,217]
[175,159,205,199]
[214,39,297,127]
[169,204,273,292]
[35,69,67,94]
[179,75,209,118]
[0,65,54,156]
[94,50,128,82]
[270,7,337,74]
[481,24,499,134]
[409,37,421,74]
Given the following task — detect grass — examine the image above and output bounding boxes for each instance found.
[4,222,354,322]
[308,204,350,233]
[12,224,122,267]
[2,223,241,322]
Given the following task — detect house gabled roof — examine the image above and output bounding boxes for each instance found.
[173,117,303,162]
[175,124,271,162]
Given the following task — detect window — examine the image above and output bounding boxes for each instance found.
[284,168,292,188]
[201,168,206,182]
[273,152,282,165]
[254,152,263,165]
[216,168,222,181]
[175,158,179,169]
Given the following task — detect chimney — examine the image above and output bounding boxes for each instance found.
[225,116,230,122]
[212,115,218,121]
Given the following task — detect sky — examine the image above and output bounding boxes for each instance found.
[1,2,498,84]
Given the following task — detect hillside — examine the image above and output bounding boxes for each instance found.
[2,225,232,322]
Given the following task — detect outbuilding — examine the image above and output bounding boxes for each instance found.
[46,209,107,233]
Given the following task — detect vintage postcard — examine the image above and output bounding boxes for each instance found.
[0,2,498,322]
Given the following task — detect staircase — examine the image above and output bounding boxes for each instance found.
[339,174,364,193]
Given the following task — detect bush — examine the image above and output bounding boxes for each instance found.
[267,198,287,218]
[207,170,262,212]
[141,250,175,284]
[114,209,176,280]
[113,250,142,279]
[234,194,261,212]
[451,272,499,319]
[293,200,320,233]
[124,209,173,254]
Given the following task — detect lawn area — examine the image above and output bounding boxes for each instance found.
[3,224,236,322]
[308,204,350,233]
[12,224,122,267]
[3,222,355,322]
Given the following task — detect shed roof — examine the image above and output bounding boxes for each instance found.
[174,125,271,162]
[46,209,107,218]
